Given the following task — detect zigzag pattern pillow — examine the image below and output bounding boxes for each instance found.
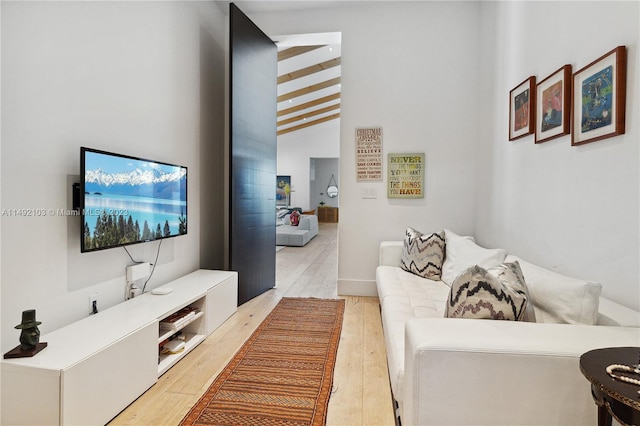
[445,262,530,321]
[400,228,445,280]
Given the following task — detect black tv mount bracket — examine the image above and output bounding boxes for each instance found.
[72,183,80,211]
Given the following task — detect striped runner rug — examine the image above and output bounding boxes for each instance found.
[180,297,345,426]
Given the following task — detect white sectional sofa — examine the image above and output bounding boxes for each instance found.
[376,229,640,426]
[276,214,318,247]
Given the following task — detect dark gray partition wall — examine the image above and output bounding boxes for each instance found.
[229,3,277,305]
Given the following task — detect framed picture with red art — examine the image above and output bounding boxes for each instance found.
[535,65,572,144]
[509,76,536,141]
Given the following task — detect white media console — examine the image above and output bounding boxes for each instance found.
[1,269,238,426]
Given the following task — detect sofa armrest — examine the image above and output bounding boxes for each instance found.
[597,297,640,326]
[297,216,310,230]
[403,318,640,426]
[380,241,403,266]
[299,214,318,231]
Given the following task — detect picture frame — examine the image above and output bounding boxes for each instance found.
[387,153,425,199]
[276,175,291,207]
[535,65,572,144]
[355,127,383,181]
[509,76,536,141]
[572,46,626,146]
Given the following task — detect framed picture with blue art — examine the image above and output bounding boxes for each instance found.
[276,175,291,207]
[535,65,571,144]
[509,76,536,141]
[572,46,626,146]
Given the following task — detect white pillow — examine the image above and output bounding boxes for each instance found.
[505,255,601,325]
[441,229,507,286]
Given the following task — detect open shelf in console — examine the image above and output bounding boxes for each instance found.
[157,295,206,376]
[158,332,205,375]
[158,311,204,342]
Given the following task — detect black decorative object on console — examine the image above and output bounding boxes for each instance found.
[4,309,48,359]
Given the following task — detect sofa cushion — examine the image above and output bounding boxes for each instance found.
[445,263,531,321]
[275,227,310,246]
[441,229,507,286]
[377,266,451,309]
[505,255,601,325]
[376,265,451,401]
[400,228,445,280]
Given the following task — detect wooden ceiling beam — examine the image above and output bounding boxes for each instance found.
[277,113,341,136]
[277,93,340,117]
[278,45,325,61]
[277,57,341,84]
[277,103,340,127]
[277,77,341,103]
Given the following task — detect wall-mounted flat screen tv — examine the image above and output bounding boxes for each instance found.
[81,147,187,253]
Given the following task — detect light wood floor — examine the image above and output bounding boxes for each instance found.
[109,223,395,425]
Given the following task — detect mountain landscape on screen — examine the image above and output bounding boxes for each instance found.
[81,149,187,252]
[84,168,186,199]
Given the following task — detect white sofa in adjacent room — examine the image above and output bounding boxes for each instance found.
[276,214,318,247]
[376,229,640,426]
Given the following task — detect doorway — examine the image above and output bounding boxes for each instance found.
[310,157,339,222]
[274,32,341,292]
[275,32,341,212]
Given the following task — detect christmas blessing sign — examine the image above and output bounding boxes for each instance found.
[355,128,382,181]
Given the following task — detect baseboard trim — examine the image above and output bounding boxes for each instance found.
[337,279,378,297]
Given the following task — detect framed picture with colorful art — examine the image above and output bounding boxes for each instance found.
[509,76,536,141]
[276,175,291,207]
[572,46,627,146]
[535,65,572,144]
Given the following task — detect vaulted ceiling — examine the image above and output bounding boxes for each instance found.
[215,2,342,136]
[276,42,341,135]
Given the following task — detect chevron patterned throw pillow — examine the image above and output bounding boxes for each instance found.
[400,227,446,280]
[445,262,530,321]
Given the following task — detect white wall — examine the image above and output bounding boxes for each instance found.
[475,1,639,310]
[251,1,639,307]
[253,1,482,295]
[277,118,340,210]
[0,1,225,352]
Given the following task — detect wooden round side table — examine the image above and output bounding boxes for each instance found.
[580,347,640,426]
